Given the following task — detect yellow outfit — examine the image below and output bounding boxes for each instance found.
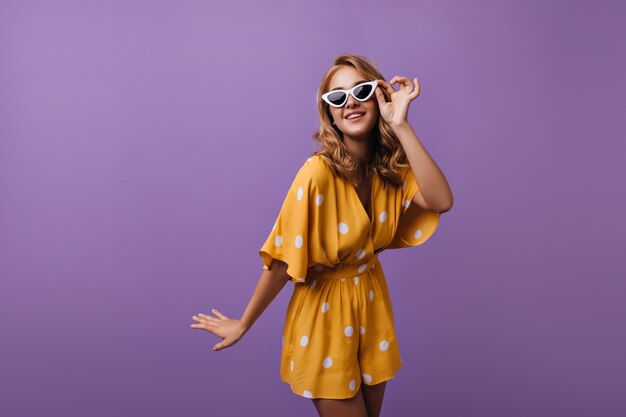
[259,154,440,399]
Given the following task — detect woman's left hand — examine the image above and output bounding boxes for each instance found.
[374,76,420,128]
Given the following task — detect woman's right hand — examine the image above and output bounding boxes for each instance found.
[190,308,247,351]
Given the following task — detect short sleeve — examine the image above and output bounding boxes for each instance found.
[387,166,441,249]
[259,158,326,284]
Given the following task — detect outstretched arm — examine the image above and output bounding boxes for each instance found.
[191,259,291,351]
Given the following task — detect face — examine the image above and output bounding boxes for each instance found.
[325,66,379,141]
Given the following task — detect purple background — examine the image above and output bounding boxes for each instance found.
[1,1,625,416]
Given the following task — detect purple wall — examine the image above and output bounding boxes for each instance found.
[1,1,625,416]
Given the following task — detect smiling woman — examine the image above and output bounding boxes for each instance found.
[312,55,425,194]
[191,53,452,417]
[323,67,381,157]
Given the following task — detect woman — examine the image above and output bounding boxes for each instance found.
[191,54,453,417]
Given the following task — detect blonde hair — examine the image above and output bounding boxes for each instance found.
[310,53,410,188]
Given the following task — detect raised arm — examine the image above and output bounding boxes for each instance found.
[190,259,291,351]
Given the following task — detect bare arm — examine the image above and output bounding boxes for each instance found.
[191,259,291,351]
[240,259,290,332]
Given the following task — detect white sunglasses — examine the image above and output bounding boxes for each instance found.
[321,80,378,108]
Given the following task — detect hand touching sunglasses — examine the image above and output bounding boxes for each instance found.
[321,80,378,108]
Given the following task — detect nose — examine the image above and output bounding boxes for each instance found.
[345,93,360,108]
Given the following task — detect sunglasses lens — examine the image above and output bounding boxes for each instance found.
[326,91,347,106]
[353,83,373,100]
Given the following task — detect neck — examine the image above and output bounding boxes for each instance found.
[343,132,375,168]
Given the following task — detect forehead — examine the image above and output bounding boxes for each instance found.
[328,66,366,90]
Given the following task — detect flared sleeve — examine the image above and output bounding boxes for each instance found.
[259,158,326,284]
[387,165,441,249]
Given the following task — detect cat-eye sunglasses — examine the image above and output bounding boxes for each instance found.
[321,80,378,108]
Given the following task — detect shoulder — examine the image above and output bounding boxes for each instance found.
[398,164,415,183]
[294,154,332,188]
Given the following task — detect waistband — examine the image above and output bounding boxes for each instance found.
[306,254,380,281]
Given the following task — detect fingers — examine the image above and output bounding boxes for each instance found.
[191,314,215,328]
[376,79,395,95]
[392,75,411,87]
[390,75,416,93]
[191,312,219,332]
[374,86,387,107]
[190,312,236,352]
[193,313,215,322]
[211,308,230,320]
[191,308,229,323]
[408,77,420,99]
[213,340,231,351]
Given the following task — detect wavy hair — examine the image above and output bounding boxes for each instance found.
[310,53,411,188]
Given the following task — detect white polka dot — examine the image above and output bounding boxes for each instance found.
[353,276,359,285]
[303,390,313,398]
[349,379,356,391]
[369,290,374,301]
[360,326,365,335]
[414,229,423,240]
[344,325,354,337]
[378,210,387,222]
[274,235,283,246]
[315,263,323,271]
[290,360,294,371]
[379,340,389,351]
[310,279,316,289]
[322,357,333,368]
[338,222,349,234]
[316,194,324,206]
[295,235,303,248]
[402,199,411,209]
[341,278,346,282]
[300,335,309,347]
[356,248,366,259]
[321,302,329,313]
[297,187,304,201]
[358,264,367,274]
[362,373,372,384]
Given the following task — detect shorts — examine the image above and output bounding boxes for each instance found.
[279,255,403,399]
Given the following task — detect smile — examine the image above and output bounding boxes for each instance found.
[345,112,365,121]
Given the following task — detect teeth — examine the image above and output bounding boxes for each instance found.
[346,113,364,119]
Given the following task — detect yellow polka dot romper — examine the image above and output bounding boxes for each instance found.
[259,155,440,400]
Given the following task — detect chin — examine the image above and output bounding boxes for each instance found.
[343,129,373,139]
[340,123,372,136]
[349,122,376,134]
